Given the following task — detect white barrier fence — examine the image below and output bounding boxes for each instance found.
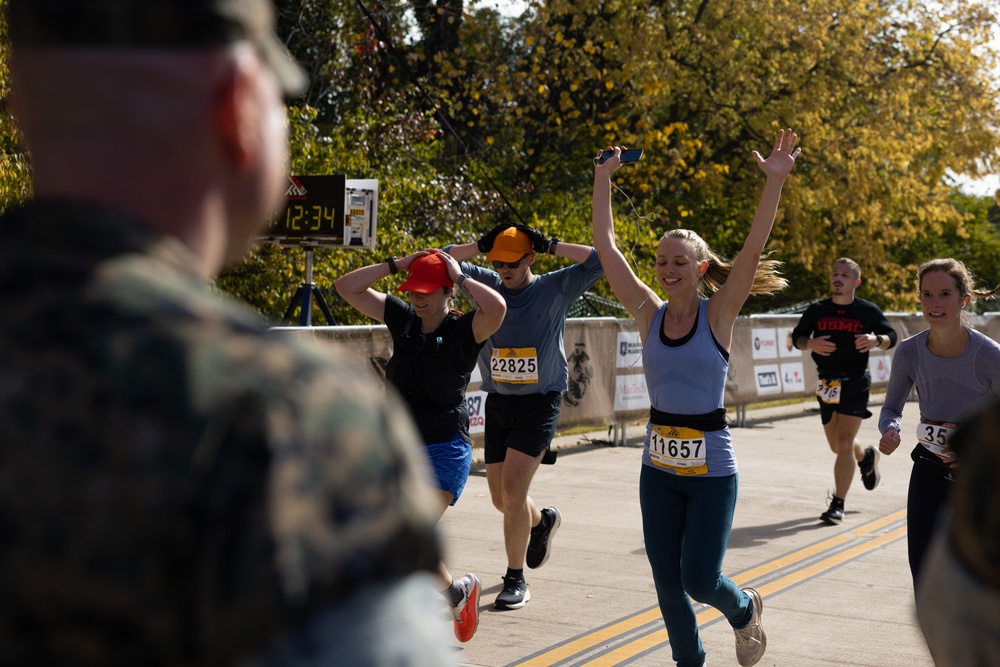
[272,313,1000,444]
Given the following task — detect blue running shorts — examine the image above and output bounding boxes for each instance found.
[426,433,473,505]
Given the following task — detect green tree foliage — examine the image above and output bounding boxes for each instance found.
[425,0,1000,311]
[0,0,31,213]
[1,0,998,322]
[219,0,512,324]
[887,190,1000,313]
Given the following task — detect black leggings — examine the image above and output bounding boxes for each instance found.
[906,460,952,594]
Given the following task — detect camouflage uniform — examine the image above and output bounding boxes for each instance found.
[0,200,444,665]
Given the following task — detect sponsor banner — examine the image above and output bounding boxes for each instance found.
[754,363,782,396]
[751,328,779,360]
[869,353,892,383]
[466,389,488,435]
[778,326,802,358]
[615,332,644,368]
[780,362,806,394]
[614,373,650,412]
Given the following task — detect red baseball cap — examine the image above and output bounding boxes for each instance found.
[397,252,455,293]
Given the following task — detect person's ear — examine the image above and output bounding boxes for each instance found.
[699,260,709,278]
[214,65,258,167]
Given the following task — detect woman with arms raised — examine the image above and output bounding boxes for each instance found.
[591,129,800,667]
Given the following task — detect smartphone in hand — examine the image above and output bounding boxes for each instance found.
[597,148,643,165]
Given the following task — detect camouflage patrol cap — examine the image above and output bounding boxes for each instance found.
[6,0,307,95]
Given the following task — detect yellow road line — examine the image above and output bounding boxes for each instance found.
[514,510,907,667]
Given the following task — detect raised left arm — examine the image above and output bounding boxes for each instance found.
[438,251,506,344]
[712,128,800,324]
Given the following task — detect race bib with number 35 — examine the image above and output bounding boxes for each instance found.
[916,420,959,460]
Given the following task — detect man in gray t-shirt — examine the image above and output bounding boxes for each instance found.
[447,223,603,610]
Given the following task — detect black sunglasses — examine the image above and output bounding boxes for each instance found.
[491,254,531,270]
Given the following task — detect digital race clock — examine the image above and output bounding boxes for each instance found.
[258,175,378,249]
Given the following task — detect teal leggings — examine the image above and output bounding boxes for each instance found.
[639,465,752,667]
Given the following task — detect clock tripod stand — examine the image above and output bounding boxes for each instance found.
[280,247,337,326]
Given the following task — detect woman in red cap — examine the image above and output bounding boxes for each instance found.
[335,249,506,644]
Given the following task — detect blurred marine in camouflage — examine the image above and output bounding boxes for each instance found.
[0,1,454,665]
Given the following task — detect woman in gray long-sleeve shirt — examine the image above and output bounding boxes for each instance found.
[878,258,1000,591]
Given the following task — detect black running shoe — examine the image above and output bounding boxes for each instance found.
[494,575,530,609]
[820,496,845,525]
[526,506,561,569]
[859,446,881,491]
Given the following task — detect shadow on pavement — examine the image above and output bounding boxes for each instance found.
[727,516,844,549]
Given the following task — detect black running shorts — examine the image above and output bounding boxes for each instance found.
[483,391,562,464]
[817,370,873,424]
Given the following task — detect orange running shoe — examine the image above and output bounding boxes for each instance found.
[451,573,481,643]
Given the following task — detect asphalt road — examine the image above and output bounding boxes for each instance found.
[437,396,935,667]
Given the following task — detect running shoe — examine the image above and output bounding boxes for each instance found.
[450,573,481,643]
[494,574,530,609]
[526,506,562,569]
[734,587,767,666]
[859,446,881,490]
[821,495,845,525]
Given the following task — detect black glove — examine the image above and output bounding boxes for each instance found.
[516,224,552,254]
[477,222,516,254]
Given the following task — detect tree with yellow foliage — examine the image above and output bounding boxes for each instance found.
[2,0,998,320]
